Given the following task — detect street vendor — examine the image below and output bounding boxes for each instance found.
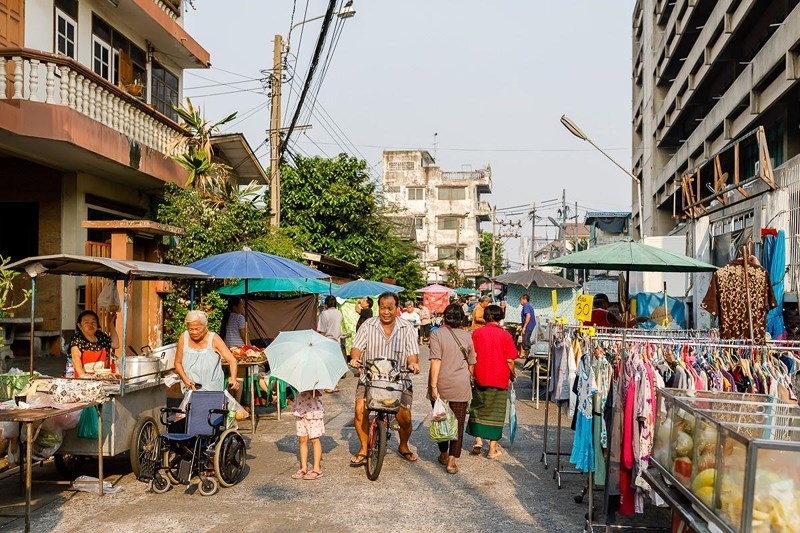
[69,309,120,377]
[175,310,240,393]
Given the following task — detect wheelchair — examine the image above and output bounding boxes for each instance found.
[137,390,247,496]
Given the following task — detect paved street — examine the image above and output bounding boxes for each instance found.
[0,349,665,532]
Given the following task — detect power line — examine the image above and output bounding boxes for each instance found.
[298,140,629,153]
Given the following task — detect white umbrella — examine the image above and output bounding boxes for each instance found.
[266,330,348,392]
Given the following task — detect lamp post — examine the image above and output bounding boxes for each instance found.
[560,114,645,239]
[269,1,356,226]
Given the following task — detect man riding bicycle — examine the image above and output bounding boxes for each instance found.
[349,292,421,466]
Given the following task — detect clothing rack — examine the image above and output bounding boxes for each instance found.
[539,323,582,488]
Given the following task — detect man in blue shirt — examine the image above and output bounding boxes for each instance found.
[520,294,536,356]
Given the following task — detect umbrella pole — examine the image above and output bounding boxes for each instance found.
[244,279,249,345]
[28,277,36,379]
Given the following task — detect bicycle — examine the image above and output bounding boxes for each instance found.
[357,359,410,481]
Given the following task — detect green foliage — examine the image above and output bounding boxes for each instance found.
[281,153,425,291]
[479,230,504,276]
[444,264,465,288]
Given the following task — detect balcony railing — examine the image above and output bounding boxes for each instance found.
[155,0,181,21]
[441,170,489,181]
[0,49,187,157]
[476,200,491,215]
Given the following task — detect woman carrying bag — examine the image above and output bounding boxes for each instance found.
[427,303,476,474]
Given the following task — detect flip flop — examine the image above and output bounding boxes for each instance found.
[349,454,367,467]
[398,449,418,462]
[469,444,482,456]
[303,470,323,480]
[291,469,307,479]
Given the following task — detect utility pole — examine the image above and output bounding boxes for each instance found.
[491,205,497,278]
[561,189,567,258]
[529,201,536,270]
[269,34,283,227]
[455,216,461,275]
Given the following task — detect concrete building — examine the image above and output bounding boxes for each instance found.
[633,0,800,332]
[0,0,266,349]
[382,150,492,283]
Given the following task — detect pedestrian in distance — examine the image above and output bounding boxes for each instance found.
[471,295,491,329]
[428,303,475,474]
[318,295,344,393]
[467,304,516,459]
[520,294,536,356]
[220,297,246,347]
[419,303,432,345]
[355,297,373,330]
[349,292,421,466]
[291,389,325,480]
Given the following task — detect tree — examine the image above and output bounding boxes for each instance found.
[479,230,504,276]
[444,264,465,288]
[281,153,425,291]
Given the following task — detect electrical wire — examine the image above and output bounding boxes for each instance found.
[296,140,629,153]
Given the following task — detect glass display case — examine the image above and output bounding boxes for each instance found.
[652,388,800,533]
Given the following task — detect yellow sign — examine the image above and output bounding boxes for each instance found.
[551,290,558,314]
[574,294,594,322]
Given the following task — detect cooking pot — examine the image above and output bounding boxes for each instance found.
[123,356,160,384]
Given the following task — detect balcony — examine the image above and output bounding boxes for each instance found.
[440,169,492,193]
[0,49,189,185]
[476,200,491,221]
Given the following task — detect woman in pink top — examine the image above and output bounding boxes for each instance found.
[466,305,517,458]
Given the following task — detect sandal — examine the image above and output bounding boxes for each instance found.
[469,444,482,456]
[349,453,367,467]
[291,469,307,479]
[487,450,502,459]
[397,449,418,462]
[303,470,323,480]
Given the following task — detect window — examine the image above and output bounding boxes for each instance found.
[437,246,465,261]
[55,0,78,59]
[407,187,425,201]
[438,187,466,200]
[152,61,179,121]
[437,217,460,230]
[413,217,424,230]
[92,35,113,81]
[91,15,146,87]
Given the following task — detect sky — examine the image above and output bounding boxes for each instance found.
[184,1,637,271]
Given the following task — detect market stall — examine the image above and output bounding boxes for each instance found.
[2,254,212,478]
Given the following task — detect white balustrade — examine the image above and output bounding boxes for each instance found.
[0,53,186,155]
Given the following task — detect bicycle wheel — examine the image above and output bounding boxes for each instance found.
[365,413,387,481]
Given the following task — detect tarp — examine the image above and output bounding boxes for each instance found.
[635,292,687,329]
[245,296,318,343]
[762,230,787,339]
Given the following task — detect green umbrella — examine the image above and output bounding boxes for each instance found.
[217,277,336,295]
[542,240,717,273]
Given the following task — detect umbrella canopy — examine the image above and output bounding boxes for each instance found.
[187,248,328,280]
[542,240,717,272]
[494,269,578,289]
[217,277,336,296]
[332,279,404,299]
[265,330,349,392]
[454,287,478,296]
[415,284,455,294]
[478,281,503,291]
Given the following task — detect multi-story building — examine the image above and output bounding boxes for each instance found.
[633,0,800,330]
[0,0,265,348]
[382,150,492,284]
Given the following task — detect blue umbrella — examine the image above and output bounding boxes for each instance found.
[763,231,787,339]
[187,248,328,280]
[332,279,404,299]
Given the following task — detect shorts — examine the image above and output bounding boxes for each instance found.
[295,417,325,439]
[356,382,413,410]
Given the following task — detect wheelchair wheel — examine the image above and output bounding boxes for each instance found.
[150,470,171,494]
[163,448,181,485]
[198,476,219,496]
[130,416,158,478]
[214,429,246,487]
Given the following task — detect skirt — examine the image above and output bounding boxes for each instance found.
[466,386,507,441]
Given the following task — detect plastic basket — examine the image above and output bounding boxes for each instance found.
[0,372,39,401]
[365,378,404,412]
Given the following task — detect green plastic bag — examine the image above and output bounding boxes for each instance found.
[429,400,458,443]
[77,407,99,440]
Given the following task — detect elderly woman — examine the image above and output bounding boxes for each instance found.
[467,304,517,458]
[174,310,240,392]
[69,310,120,377]
[428,303,476,474]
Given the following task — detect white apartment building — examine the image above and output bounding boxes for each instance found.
[382,150,492,284]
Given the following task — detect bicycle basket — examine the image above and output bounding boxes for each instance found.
[365,378,404,412]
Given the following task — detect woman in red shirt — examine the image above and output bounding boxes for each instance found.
[466,304,516,458]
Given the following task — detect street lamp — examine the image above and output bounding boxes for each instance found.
[287,0,356,49]
[560,114,645,239]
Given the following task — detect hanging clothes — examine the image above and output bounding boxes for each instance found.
[569,353,597,472]
[701,257,776,343]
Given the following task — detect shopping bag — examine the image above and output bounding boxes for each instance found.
[429,400,457,442]
[77,406,99,440]
[507,383,518,444]
[431,397,448,422]
[97,282,120,312]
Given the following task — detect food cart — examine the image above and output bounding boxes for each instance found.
[4,254,211,477]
